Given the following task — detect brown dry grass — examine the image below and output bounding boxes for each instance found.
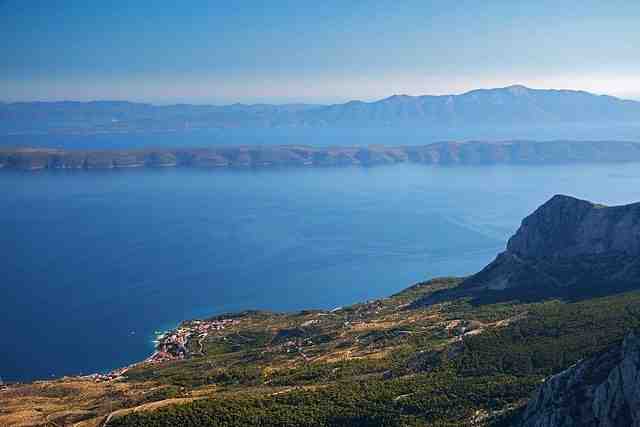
[0,378,148,427]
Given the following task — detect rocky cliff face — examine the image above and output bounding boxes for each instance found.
[519,332,640,427]
[507,195,640,258]
[460,195,640,300]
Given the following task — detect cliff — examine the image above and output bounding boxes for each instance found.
[506,195,640,258]
[463,195,640,300]
[519,332,640,427]
[414,195,640,306]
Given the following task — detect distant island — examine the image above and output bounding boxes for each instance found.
[3,140,640,171]
[3,85,640,135]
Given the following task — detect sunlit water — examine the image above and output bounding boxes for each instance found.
[3,162,640,382]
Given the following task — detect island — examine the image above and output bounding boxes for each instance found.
[3,140,640,171]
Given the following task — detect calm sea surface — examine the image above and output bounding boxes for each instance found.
[3,162,640,382]
[3,123,640,150]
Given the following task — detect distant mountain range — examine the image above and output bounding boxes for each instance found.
[2,85,640,134]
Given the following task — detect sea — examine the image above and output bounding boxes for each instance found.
[3,130,640,382]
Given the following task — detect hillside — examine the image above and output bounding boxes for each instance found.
[3,85,640,134]
[2,195,640,426]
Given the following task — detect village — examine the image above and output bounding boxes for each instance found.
[88,318,240,383]
[152,318,240,361]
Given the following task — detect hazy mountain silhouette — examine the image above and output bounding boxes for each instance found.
[3,85,640,134]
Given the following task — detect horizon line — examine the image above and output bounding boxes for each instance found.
[2,84,636,108]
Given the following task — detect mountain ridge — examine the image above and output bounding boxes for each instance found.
[3,85,640,134]
[2,84,632,108]
[416,194,640,306]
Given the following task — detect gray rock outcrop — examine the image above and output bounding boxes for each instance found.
[460,195,640,299]
[519,332,640,427]
[507,195,640,258]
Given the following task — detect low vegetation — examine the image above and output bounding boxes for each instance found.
[3,275,639,426]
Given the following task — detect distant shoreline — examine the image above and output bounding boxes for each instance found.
[3,140,640,171]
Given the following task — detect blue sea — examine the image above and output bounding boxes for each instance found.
[3,122,640,150]
[3,146,640,382]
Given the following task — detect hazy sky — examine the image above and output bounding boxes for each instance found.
[2,0,639,104]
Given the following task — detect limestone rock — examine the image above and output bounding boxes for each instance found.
[519,332,640,427]
[462,195,640,299]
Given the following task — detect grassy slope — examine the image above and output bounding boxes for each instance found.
[106,278,640,426]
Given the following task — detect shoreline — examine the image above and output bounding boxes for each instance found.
[87,317,242,383]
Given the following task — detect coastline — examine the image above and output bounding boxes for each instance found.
[88,317,242,383]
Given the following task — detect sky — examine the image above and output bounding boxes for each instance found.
[1,0,639,104]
